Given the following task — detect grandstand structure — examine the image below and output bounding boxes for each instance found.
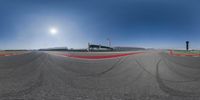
[88,43,113,51]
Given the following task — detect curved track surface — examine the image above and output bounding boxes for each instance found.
[0,51,200,100]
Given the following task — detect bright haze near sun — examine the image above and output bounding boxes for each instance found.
[49,28,58,35]
[0,0,200,50]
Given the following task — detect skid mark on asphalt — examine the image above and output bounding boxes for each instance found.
[45,54,145,90]
[162,58,200,82]
[0,53,45,79]
[61,52,144,60]
[0,54,48,99]
[156,59,200,97]
[0,72,44,99]
[81,57,127,77]
[135,53,200,83]
[48,55,92,75]
[162,54,200,69]
[52,55,123,76]
[48,54,125,76]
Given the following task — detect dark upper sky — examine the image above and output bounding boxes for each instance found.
[0,0,200,49]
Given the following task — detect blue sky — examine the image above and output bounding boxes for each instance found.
[0,0,200,49]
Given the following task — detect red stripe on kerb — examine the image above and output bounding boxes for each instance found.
[0,54,5,56]
[63,52,144,59]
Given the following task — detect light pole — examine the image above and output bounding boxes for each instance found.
[107,38,111,47]
[186,41,189,51]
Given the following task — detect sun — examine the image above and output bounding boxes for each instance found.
[49,28,58,35]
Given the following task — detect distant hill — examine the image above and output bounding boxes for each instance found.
[113,47,145,51]
[39,47,68,51]
[4,49,29,51]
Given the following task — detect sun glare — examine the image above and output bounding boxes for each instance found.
[50,28,58,35]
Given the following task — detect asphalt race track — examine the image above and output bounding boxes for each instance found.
[0,51,200,100]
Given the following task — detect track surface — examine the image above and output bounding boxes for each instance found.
[0,51,200,100]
